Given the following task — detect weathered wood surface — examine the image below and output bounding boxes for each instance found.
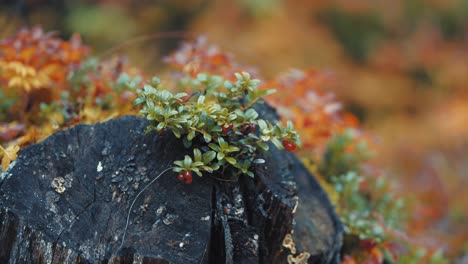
[0,110,342,263]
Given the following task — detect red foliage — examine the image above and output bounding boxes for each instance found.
[263,69,361,153]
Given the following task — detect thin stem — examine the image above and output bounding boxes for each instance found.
[240,97,261,111]
[119,166,175,250]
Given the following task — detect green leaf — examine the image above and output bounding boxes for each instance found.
[201,166,213,173]
[173,167,183,173]
[172,129,181,138]
[156,122,165,131]
[272,124,282,135]
[211,163,221,171]
[243,160,251,169]
[257,141,269,151]
[194,148,202,162]
[183,137,192,148]
[257,119,268,130]
[144,84,157,94]
[244,109,259,120]
[133,97,145,105]
[198,95,205,104]
[203,151,216,163]
[224,80,233,89]
[151,77,160,86]
[192,169,203,177]
[208,143,220,151]
[187,130,196,141]
[218,137,227,148]
[217,152,225,161]
[197,73,207,82]
[193,161,204,167]
[203,132,212,143]
[225,157,237,165]
[211,126,222,132]
[259,89,276,96]
[175,92,188,99]
[227,146,240,152]
[271,138,283,149]
[183,155,192,168]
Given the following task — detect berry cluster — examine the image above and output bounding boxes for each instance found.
[177,171,193,184]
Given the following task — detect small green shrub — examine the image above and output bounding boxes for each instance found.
[133,71,301,183]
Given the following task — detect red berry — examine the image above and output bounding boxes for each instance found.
[177,173,184,181]
[222,123,233,135]
[282,139,297,152]
[179,171,193,184]
[185,177,193,184]
[183,171,192,180]
[241,123,256,134]
[251,123,257,132]
[184,171,193,184]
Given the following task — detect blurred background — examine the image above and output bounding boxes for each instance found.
[1,0,467,260]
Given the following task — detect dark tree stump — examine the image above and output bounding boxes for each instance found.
[0,111,342,263]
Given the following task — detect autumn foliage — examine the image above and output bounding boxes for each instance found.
[0,26,88,93]
[264,69,361,153]
[163,36,254,79]
[0,24,456,263]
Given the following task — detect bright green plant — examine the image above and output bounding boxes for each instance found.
[319,129,373,180]
[133,71,301,183]
[331,171,404,243]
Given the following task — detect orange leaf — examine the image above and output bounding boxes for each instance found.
[1,144,20,171]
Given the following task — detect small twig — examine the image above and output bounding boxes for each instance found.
[119,166,175,250]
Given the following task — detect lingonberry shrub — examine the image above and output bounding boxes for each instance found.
[133,71,301,182]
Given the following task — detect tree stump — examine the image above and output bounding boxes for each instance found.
[0,108,342,263]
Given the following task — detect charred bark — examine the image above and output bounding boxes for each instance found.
[0,112,342,264]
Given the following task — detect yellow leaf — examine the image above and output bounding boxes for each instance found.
[17,128,38,146]
[1,144,20,171]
